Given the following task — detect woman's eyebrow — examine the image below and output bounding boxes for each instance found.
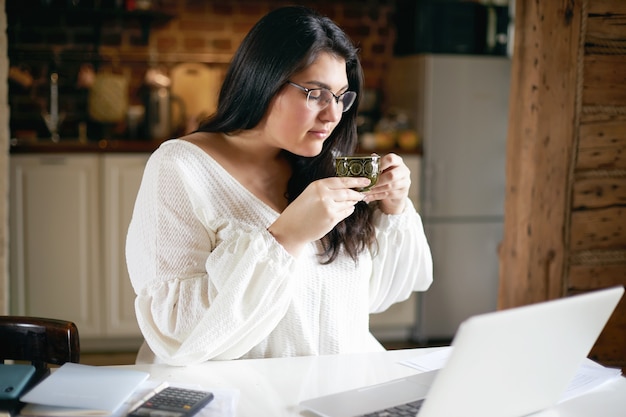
[303,80,350,93]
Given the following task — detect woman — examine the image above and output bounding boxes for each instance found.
[126,5,432,366]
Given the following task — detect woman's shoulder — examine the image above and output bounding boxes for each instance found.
[143,135,227,182]
[148,134,218,165]
[154,133,211,156]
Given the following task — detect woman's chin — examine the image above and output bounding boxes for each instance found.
[292,143,325,158]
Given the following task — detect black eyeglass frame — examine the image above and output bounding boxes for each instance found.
[286,81,357,113]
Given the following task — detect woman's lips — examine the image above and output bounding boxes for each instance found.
[309,129,330,139]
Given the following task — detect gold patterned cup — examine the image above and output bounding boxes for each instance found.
[335,155,381,192]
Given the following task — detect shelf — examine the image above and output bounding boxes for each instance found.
[9,138,161,154]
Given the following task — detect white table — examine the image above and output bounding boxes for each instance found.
[115,348,626,417]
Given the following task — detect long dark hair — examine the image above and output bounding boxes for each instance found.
[196,6,375,263]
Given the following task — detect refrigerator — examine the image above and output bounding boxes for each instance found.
[384,54,511,342]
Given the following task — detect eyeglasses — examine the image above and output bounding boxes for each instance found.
[287,81,357,113]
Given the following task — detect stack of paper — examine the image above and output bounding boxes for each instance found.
[19,363,149,416]
[400,347,623,403]
[557,357,623,403]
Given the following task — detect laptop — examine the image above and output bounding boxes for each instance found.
[300,286,624,417]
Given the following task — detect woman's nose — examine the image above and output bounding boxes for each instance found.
[318,101,342,123]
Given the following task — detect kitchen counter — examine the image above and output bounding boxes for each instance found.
[9,138,162,154]
[9,138,423,156]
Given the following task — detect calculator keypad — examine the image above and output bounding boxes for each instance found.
[146,387,209,410]
[128,386,214,417]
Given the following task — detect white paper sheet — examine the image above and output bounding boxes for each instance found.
[112,380,239,417]
[399,347,623,403]
[20,363,149,415]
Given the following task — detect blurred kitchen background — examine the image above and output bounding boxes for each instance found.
[4,0,512,364]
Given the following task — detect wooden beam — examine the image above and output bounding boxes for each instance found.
[498,0,584,308]
[577,112,626,171]
[583,55,626,106]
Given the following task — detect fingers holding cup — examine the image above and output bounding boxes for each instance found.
[334,154,380,192]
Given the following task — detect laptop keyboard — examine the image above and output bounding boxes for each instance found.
[358,399,424,416]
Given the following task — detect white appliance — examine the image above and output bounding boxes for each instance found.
[385,54,511,342]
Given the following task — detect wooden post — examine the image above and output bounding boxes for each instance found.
[498,0,583,308]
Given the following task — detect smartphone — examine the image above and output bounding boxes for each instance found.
[0,364,37,400]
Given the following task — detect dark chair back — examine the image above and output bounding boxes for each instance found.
[0,316,80,370]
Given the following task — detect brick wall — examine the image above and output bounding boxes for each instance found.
[6,0,397,141]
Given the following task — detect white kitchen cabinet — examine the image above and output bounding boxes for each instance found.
[9,153,149,349]
[9,154,102,338]
[101,154,150,338]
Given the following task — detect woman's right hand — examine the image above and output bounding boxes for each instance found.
[267,176,370,256]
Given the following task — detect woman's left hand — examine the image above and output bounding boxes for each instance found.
[363,153,410,214]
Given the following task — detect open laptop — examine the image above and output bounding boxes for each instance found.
[300,286,624,417]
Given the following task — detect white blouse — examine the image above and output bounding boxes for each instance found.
[126,139,432,366]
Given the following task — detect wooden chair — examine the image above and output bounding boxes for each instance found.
[0,316,80,414]
[0,316,80,371]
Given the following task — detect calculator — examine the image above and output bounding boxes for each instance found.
[127,386,215,417]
